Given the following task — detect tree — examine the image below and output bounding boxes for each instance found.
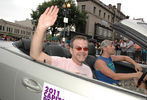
[31,0,88,36]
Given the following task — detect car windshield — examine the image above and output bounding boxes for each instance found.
[138,22,147,30]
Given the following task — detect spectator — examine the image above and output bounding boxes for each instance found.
[142,49,147,64]
[60,41,65,47]
[0,35,3,40]
[65,42,70,49]
[120,39,127,55]
[126,39,135,59]
[114,40,120,55]
[134,43,142,63]
[30,6,92,78]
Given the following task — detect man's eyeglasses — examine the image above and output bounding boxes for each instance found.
[74,47,88,51]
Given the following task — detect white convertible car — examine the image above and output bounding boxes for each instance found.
[0,19,147,100]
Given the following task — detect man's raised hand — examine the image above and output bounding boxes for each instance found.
[38,6,59,30]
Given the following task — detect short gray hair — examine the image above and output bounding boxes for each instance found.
[100,40,113,49]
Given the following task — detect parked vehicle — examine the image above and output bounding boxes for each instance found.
[0,19,147,100]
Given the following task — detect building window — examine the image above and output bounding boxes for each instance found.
[14,29,20,34]
[111,16,114,23]
[108,15,110,21]
[0,25,2,30]
[18,29,19,33]
[9,28,11,32]
[99,10,101,17]
[7,27,9,31]
[81,5,86,11]
[21,30,25,34]
[6,27,11,32]
[3,26,5,31]
[104,12,106,18]
[11,28,13,32]
[26,31,31,35]
[14,29,16,33]
[93,7,96,14]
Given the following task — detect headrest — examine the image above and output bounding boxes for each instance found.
[84,55,97,79]
[43,45,71,58]
[88,44,96,56]
[14,38,31,55]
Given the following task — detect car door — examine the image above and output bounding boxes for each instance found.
[0,46,42,100]
[0,61,17,100]
[14,55,90,100]
[15,71,43,100]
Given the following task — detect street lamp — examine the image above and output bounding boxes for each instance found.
[62,0,71,42]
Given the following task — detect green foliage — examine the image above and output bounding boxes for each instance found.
[46,34,52,40]
[6,32,13,36]
[31,0,88,33]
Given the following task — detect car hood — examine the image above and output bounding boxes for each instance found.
[112,19,147,49]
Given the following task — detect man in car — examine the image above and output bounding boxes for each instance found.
[30,6,93,78]
[93,40,147,92]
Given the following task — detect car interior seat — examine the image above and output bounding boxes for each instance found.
[14,38,31,55]
[43,44,71,58]
[88,43,96,56]
[84,44,97,79]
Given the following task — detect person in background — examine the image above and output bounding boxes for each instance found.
[134,43,142,63]
[0,35,3,40]
[114,40,120,55]
[30,6,92,78]
[142,49,147,64]
[126,39,135,59]
[64,42,70,49]
[120,39,127,55]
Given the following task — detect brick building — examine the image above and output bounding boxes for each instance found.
[0,19,35,39]
[77,0,129,41]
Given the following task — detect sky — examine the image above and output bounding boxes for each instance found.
[0,0,147,22]
[102,0,147,22]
